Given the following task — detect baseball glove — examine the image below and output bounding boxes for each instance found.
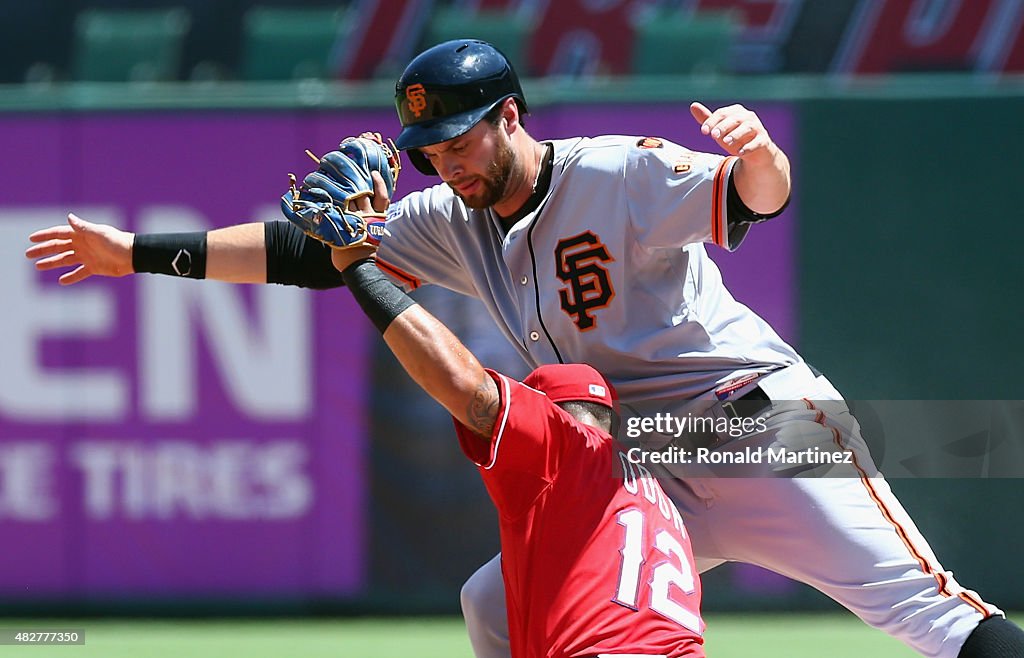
[280,135,401,249]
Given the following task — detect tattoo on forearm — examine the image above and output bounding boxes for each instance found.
[467,376,499,438]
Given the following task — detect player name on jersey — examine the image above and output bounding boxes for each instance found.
[617,450,687,533]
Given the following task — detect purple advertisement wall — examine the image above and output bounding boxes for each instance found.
[0,113,387,597]
[0,103,795,600]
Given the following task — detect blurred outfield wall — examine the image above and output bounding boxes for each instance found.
[0,78,1022,613]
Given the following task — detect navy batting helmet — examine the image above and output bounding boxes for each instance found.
[394,39,528,175]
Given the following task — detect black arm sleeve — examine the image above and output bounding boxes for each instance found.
[264,221,346,289]
[341,259,416,334]
[725,173,791,250]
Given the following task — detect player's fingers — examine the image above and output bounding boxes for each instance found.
[25,238,73,259]
[712,115,746,142]
[35,251,81,271]
[67,212,88,228]
[699,108,735,137]
[703,104,750,136]
[27,225,73,243]
[370,171,390,213]
[66,212,102,239]
[58,265,90,286]
[690,102,712,133]
[721,121,756,148]
[354,194,373,214]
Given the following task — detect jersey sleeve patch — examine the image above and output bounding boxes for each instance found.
[624,138,731,250]
[673,154,694,174]
[637,136,664,149]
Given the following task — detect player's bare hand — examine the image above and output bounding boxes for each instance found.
[25,213,135,285]
[690,102,777,165]
[353,170,392,215]
[692,102,791,214]
[343,132,393,215]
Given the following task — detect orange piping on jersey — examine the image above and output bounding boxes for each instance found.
[803,400,993,617]
[958,592,993,617]
[710,165,721,246]
[376,258,421,290]
[711,156,735,248]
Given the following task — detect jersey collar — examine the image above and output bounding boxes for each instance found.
[495,142,555,230]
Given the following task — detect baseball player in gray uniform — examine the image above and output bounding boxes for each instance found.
[26,40,1022,658]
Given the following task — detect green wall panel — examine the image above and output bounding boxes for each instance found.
[799,97,1024,399]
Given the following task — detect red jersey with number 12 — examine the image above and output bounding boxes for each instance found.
[455,369,704,658]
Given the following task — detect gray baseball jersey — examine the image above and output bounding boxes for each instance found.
[377,135,800,405]
[375,134,1000,658]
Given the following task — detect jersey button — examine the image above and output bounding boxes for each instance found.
[520,276,528,285]
[529,331,540,342]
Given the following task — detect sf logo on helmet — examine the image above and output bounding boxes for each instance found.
[555,232,615,331]
[406,84,428,118]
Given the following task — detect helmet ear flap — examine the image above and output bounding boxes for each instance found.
[407,149,437,176]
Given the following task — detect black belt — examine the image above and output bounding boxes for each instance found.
[720,385,771,421]
[720,361,824,421]
[662,386,773,453]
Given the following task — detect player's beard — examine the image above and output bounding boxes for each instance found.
[451,140,515,209]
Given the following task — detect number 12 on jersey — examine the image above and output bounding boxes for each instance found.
[614,508,701,633]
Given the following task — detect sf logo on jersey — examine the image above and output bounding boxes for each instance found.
[555,232,616,331]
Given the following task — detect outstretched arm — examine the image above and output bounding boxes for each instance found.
[27,213,272,284]
[25,214,343,287]
[28,137,393,288]
[337,250,499,438]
